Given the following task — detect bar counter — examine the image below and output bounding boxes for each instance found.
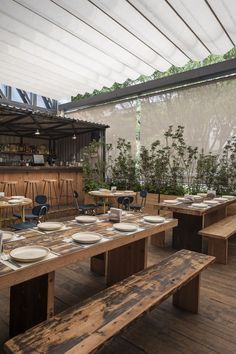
[0,166,84,203]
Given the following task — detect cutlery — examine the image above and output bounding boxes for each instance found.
[0,254,22,268]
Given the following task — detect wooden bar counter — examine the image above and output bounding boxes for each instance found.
[0,166,84,205]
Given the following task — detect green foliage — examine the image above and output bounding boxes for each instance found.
[111,138,138,190]
[81,139,112,192]
[82,129,236,196]
[71,48,236,102]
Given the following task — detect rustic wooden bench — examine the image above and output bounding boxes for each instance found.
[199,215,236,264]
[4,249,214,354]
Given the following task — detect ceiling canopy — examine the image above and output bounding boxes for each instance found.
[0,0,235,99]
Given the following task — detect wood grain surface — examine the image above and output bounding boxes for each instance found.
[4,250,215,354]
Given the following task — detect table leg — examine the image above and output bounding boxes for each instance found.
[9,271,55,337]
[172,213,203,252]
[21,205,25,222]
[106,238,148,286]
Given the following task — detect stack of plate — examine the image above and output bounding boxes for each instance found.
[204,200,219,206]
[222,195,235,200]
[113,223,138,232]
[163,199,179,204]
[72,232,101,244]
[176,197,192,204]
[38,222,64,231]
[214,197,228,203]
[75,216,98,223]
[143,216,165,223]
[191,203,208,208]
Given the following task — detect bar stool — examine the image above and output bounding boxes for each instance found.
[24,180,40,205]
[59,178,74,207]
[1,181,18,196]
[42,179,58,208]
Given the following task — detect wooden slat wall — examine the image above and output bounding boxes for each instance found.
[56,132,92,163]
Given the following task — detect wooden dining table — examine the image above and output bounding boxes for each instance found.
[155,198,236,252]
[0,213,177,337]
[89,190,137,213]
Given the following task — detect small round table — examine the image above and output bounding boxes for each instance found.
[89,190,136,214]
[0,198,32,225]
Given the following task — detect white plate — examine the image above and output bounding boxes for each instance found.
[8,199,23,204]
[204,200,219,206]
[214,197,228,202]
[99,189,110,192]
[11,196,25,199]
[10,246,49,262]
[163,199,179,204]
[113,223,138,232]
[38,222,64,231]
[72,232,102,244]
[191,203,208,208]
[2,231,16,241]
[222,195,235,200]
[197,193,208,197]
[75,216,98,223]
[124,190,134,193]
[143,216,165,223]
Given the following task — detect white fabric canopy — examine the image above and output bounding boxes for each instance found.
[0,0,235,99]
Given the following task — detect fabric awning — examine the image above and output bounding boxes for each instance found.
[0,0,235,99]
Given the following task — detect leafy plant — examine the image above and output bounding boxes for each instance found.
[111,138,138,190]
[81,139,112,192]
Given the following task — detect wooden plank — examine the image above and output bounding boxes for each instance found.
[106,238,148,286]
[208,238,228,264]
[172,213,203,252]
[4,250,215,354]
[9,272,54,337]
[199,215,236,239]
[173,275,200,313]
[151,231,166,247]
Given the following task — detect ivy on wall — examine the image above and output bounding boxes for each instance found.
[72,48,236,102]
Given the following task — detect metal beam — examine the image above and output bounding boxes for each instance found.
[60,58,236,111]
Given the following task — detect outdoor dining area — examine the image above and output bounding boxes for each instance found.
[1,0,236,353]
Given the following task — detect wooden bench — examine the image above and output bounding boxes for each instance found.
[4,250,214,354]
[199,215,236,264]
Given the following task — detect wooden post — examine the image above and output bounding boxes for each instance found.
[173,275,200,313]
[9,271,55,337]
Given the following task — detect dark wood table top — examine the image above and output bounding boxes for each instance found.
[0,213,178,290]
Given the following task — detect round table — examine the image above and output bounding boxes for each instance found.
[0,197,32,224]
[89,190,136,214]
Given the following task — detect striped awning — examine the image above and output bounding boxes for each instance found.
[0,0,235,99]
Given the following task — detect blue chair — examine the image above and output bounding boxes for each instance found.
[130,190,147,212]
[117,196,134,210]
[11,205,49,230]
[73,191,98,215]
[14,195,49,219]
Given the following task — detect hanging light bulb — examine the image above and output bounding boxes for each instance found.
[72,134,77,140]
[35,129,40,135]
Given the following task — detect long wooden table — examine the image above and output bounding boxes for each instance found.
[155,198,236,252]
[0,213,177,337]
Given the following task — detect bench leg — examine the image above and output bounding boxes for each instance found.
[208,238,228,264]
[9,271,55,337]
[173,275,200,314]
[106,238,148,286]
